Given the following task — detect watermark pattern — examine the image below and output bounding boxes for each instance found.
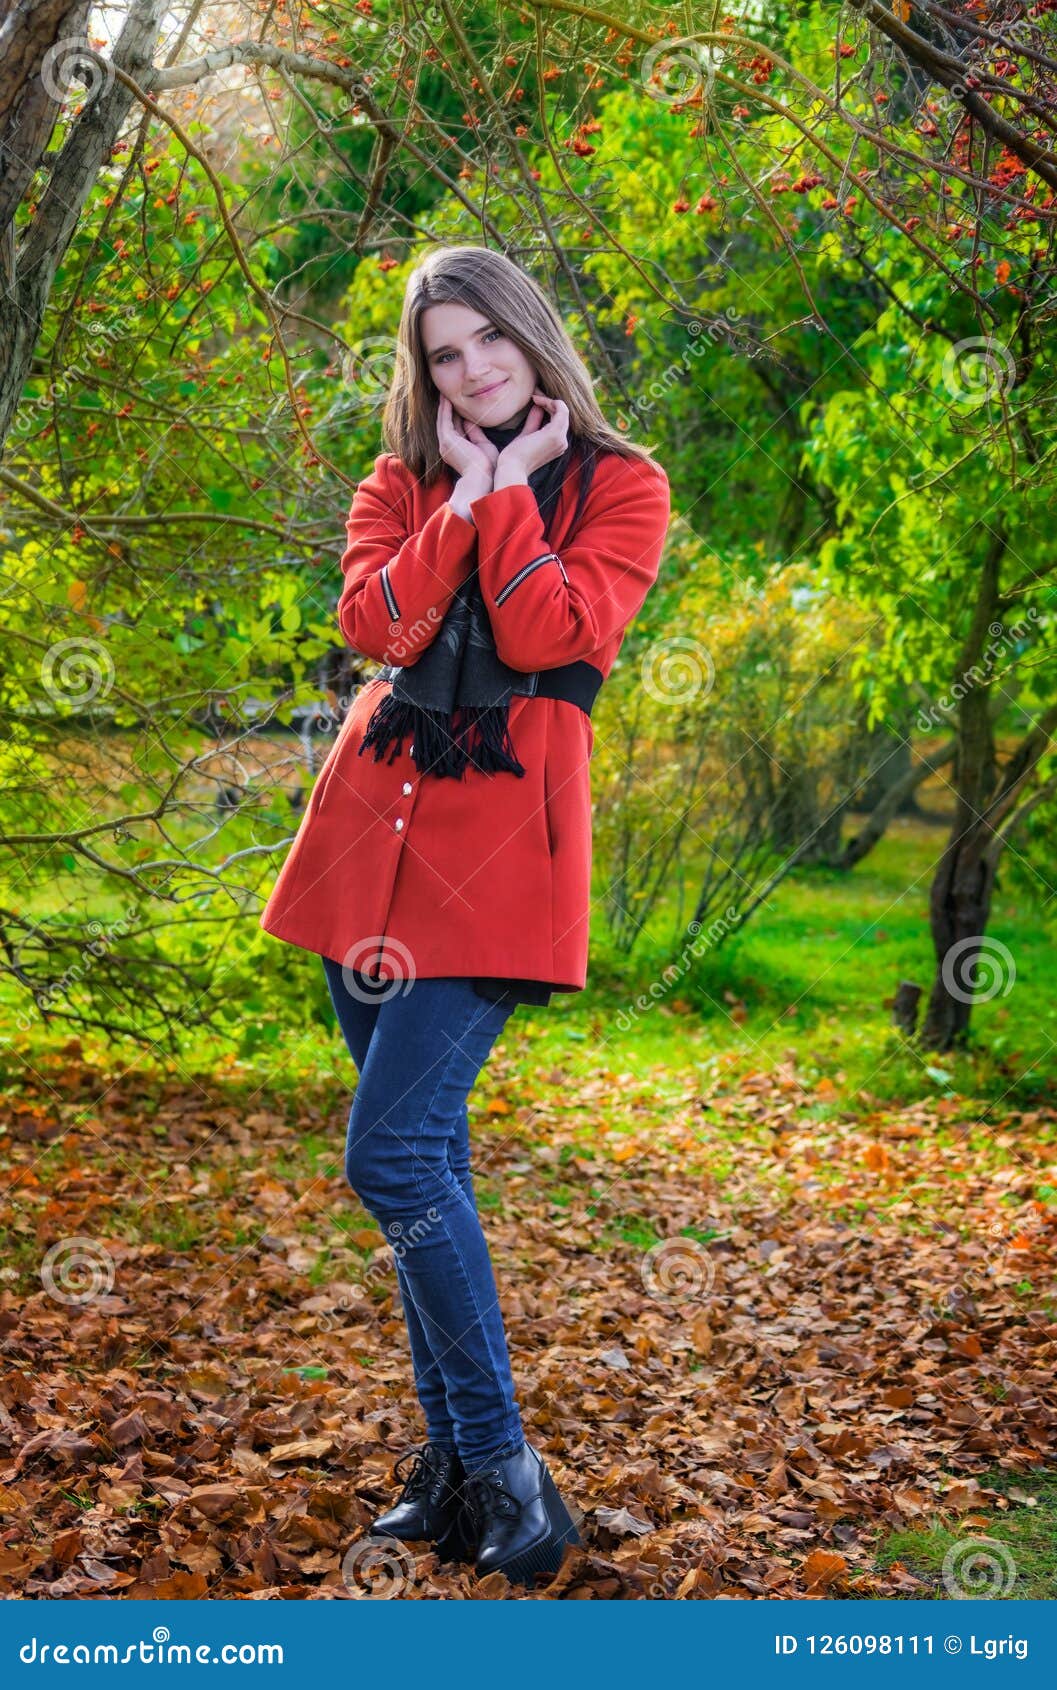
[40,39,116,105]
[316,1208,444,1331]
[340,334,401,405]
[384,604,445,665]
[640,1236,716,1301]
[920,1200,1049,1332]
[641,635,715,705]
[340,935,417,1002]
[941,1537,1018,1599]
[340,1535,417,1597]
[41,638,115,707]
[639,39,722,109]
[940,935,1016,1006]
[387,1212,442,1255]
[322,6,445,114]
[11,305,136,440]
[40,1236,116,1305]
[941,337,1016,403]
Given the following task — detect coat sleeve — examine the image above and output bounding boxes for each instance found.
[469,454,670,672]
[336,454,477,665]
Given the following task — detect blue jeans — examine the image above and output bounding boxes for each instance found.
[322,958,525,1470]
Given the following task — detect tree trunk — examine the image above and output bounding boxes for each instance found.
[840,733,957,868]
[920,534,1003,1050]
[858,727,921,815]
[0,1,166,447]
[920,817,999,1050]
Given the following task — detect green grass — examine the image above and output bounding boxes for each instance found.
[872,1468,1057,1599]
[3,818,1056,1116]
[512,816,1057,1110]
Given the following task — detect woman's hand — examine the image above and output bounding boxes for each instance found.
[436,395,499,482]
[494,391,570,483]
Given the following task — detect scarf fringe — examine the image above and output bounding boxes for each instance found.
[357,689,526,780]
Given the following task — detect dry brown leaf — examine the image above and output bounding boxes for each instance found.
[803,1549,848,1589]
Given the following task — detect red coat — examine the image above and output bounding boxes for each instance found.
[259,447,671,990]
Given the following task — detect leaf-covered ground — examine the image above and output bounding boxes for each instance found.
[1,1042,1055,1600]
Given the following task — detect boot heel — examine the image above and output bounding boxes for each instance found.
[467,1442,583,1586]
[540,1465,581,1548]
[496,1466,581,1585]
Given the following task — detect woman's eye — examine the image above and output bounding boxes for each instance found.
[437,330,502,364]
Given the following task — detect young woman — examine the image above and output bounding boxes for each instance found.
[260,245,670,1586]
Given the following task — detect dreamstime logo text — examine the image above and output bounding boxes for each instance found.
[318,1207,444,1331]
[615,309,742,434]
[19,1627,283,1665]
[614,906,739,1033]
[18,905,139,1031]
[930,1207,1047,1325]
[12,306,136,440]
[915,610,1039,731]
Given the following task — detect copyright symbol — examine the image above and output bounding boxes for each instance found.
[944,1636,962,1654]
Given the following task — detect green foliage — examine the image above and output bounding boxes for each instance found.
[592,541,881,956]
[3,0,1056,1052]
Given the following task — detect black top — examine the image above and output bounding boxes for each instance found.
[473,977,555,1008]
[345,966,554,1008]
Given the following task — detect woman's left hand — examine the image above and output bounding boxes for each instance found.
[494,392,570,479]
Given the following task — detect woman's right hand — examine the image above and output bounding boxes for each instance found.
[436,395,497,485]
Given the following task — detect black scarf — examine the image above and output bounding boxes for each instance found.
[357,418,584,781]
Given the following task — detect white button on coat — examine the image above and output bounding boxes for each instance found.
[395,818,404,830]
[402,782,412,794]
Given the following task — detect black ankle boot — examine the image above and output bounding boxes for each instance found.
[369,1443,475,1562]
[457,1442,581,1584]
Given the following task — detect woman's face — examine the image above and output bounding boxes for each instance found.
[420,302,539,429]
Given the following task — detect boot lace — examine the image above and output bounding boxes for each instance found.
[393,1444,455,1507]
[458,1464,523,1538]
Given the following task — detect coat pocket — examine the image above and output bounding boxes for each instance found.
[542,753,558,859]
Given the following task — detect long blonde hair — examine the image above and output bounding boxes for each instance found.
[381,244,659,487]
